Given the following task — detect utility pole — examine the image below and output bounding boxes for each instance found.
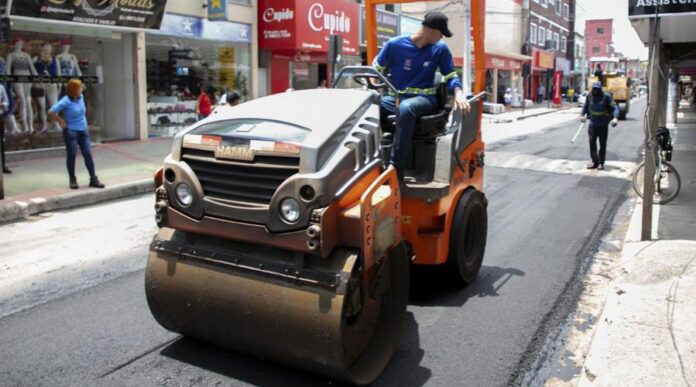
[641,16,660,241]
[580,43,586,91]
[462,0,472,94]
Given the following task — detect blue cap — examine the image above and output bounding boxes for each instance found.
[592,81,602,89]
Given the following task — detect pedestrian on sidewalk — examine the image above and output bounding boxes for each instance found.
[537,84,545,104]
[47,78,105,189]
[580,81,619,170]
[196,85,216,120]
[504,88,513,111]
[0,83,10,174]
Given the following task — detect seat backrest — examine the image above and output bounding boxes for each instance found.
[435,82,451,111]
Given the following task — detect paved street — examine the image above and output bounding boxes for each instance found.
[0,99,646,386]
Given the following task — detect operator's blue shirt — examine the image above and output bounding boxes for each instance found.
[50,95,88,131]
[372,35,463,99]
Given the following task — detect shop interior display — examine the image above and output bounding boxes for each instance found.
[35,42,61,131]
[1,35,99,150]
[146,99,197,137]
[56,40,82,77]
[146,48,210,138]
[6,37,39,133]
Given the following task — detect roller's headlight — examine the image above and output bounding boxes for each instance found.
[280,198,301,223]
[176,183,193,207]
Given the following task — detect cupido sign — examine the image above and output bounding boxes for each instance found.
[629,0,696,18]
[259,0,360,55]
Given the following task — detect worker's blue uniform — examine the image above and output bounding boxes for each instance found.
[581,90,619,167]
[373,35,462,170]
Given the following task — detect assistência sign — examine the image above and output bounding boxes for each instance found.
[629,0,696,18]
[11,0,167,29]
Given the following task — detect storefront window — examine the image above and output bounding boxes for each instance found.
[145,22,252,137]
[2,31,105,151]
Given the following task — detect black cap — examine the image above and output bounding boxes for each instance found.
[422,12,453,38]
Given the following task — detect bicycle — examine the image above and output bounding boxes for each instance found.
[632,140,681,204]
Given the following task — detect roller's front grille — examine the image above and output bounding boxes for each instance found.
[181,148,299,205]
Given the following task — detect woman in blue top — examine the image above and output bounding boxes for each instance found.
[48,79,104,189]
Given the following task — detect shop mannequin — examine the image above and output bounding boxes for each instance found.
[56,40,81,77]
[35,43,62,131]
[0,57,20,134]
[6,37,38,133]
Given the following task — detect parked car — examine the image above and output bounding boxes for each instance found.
[577,91,588,106]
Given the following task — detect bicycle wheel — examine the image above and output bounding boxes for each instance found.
[632,161,681,204]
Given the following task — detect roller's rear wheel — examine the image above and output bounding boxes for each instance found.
[619,103,628,120]
[446,189,488,286]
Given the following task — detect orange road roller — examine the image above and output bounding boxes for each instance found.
[146,2,488,384]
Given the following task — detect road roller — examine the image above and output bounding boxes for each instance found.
[145,1,488,384]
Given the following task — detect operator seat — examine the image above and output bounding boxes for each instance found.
[381,82,453,177]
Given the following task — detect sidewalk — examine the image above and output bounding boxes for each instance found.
[482,102,575,123]
[558,101,696,386]
[0,137,172,223]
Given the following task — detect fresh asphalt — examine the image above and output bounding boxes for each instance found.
[0,99,646,386]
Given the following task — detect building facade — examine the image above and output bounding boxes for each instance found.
[527,0,574,101]
[3,0,257,150]
[585,19,614,59]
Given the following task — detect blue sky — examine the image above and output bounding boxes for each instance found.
[577,0,648,59]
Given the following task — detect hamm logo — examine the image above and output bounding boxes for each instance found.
[215,145,255,161]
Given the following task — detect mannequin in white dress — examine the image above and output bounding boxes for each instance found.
[56,40,82,77]
[0,57,20,134]
[34,43,62,131]
[6,37,38,133]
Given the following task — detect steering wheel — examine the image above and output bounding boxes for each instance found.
[351,73,386,90]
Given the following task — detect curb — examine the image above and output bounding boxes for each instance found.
[482,106,574,124]
[0,179,154,223]
[516,106,572,121]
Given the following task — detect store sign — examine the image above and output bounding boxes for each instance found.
[156,13,251,43]
[629,0,696,18]
[400,15,421,35]
[553,70,562,105]
[202,20,251,42]
[10,0,167,30]
[159,14,202,38]
[260,0,360,55]
[208,0,228,21]
[485,55,523,71]
[574,58,585,73]
[534,49,554,69]
[259,0,298,50]
[555,58,571,73]
[359,7,399,47]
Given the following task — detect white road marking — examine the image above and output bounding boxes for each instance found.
[487,151,638,181]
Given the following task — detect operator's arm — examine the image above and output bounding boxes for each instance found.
[581,99,588,117]
[372,40,390,74]
[439,46,470,113]
[607,93,619,126]
[608,94,619,118]
[48,97,69,129]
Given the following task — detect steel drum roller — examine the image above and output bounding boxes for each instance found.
[145,228,409,385]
